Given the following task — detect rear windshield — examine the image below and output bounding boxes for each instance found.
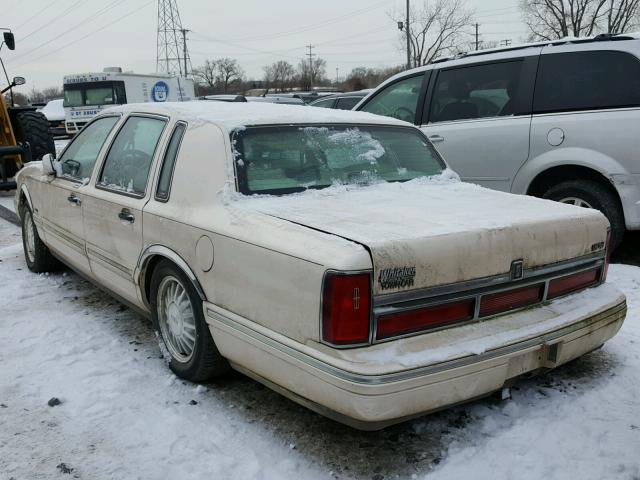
[233,124,445,195]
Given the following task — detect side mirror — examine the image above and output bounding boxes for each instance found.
[42,153,57,176]
[3,32,15,51]
[12,76,25,86]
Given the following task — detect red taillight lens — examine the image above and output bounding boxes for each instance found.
[376,299,475,340]
[547,268,601,299]
[322,272,371,346]
[479,284,544,317]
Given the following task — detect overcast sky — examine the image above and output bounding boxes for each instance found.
[2,0,528,91]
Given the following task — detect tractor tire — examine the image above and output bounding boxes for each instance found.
[12,111,56,162]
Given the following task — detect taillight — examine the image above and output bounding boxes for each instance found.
[547,268,601,299]
[322,272,371,346]
[376,299,475,340]
[479,284,544,317]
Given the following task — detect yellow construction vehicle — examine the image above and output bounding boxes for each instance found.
[1,29,55,191]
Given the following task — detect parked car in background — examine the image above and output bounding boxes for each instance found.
[15,102,625,430]
[37,99,67,137]
[201,94,305,105]
[309,90,372,110]
[356,33,640,250]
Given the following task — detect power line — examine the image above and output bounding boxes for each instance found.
[227,0,390,43]
[11,0,129,62]
[9,0,156,69]
[14,0,61,31]
[18,0,86,42]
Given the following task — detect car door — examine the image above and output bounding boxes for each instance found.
[36,116,120,275]
[420,56,538,192]
[82,114,168,305]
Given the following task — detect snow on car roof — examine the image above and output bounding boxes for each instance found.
[104,101,411,131]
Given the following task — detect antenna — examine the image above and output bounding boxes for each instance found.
[156,0,191,76]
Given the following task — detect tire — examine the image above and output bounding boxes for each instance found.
[13,111,56,161]
[150,260,229,382]
[20,204,59,273]
[542,179,625,251]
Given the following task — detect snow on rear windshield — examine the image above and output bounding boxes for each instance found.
[233,125,444,195]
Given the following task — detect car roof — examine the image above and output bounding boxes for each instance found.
[104,101,411,131]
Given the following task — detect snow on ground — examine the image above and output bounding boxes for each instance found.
[0,219,639,480]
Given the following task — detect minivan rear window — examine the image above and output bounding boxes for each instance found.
[534,50,640,113]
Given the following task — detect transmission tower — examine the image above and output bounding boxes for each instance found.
[156,0,191,76]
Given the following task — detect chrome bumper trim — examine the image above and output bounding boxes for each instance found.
[207,299,626,386]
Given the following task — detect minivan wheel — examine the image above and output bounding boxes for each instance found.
[542,179,625,251]
[150,260,229,382]
[20,204,59,273]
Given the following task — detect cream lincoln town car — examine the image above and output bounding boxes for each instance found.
[15,102,626,429]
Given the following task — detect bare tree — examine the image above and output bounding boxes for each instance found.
[193,58,245,94]
[343,66,405,91]
[522,0,640,41]
[263,60,296,92]
[215,58,245,94]
[392,0,473,67]
[297,57,327,90]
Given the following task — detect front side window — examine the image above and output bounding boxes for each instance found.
[234,125,445,195]
[430,61,523,123]
[57,116,119,180]
[98,116,166,196]
[360,75,424,123]
[534,51,640,113]
[311,98,335,108]
[335,96,362,110]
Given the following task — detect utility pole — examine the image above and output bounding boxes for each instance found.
[306,44,315,90]
[474,23,480,51]
[180,28,190,76]
[336,67,339,84]
[406,0,411,69]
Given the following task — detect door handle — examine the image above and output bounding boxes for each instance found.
[67,194,81,206]
[118,210,135,223]
[428,135,445,143]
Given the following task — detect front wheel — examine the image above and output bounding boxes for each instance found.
[20,205,59,273]
[542,179,625,251]
[150,260,229,382]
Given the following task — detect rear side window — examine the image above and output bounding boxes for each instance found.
[156,123,186,201]
[97,116,166,196]
[534,51,640,113]
[430,61,523,123]
[335,96,361,110]
[360,75,424,123]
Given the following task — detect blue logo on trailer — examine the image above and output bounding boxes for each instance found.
[151,81,169,102]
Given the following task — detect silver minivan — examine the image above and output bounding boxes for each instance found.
[356,34,640,249]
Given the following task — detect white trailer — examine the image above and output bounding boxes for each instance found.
[63,67,195,134]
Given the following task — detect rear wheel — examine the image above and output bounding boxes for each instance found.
[20,204,59,273]
[13,111,56,161]
[542,179,625,251]
[150,260,229,382]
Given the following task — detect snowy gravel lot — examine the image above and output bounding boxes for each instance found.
[1,217,639,480]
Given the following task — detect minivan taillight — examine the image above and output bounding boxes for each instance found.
[322,272,371,346]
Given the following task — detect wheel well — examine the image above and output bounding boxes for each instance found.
[141,253,206,306]
[142,255,164,306]
[527,165,618,199]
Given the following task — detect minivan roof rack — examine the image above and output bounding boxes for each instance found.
[429,32,640,64]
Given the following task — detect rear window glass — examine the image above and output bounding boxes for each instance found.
[233,125,445,195]
[534,51,640,113]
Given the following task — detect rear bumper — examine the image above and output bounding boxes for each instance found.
[205,285,626,430]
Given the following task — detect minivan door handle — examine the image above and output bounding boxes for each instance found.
[67,194,81,206]
[428,135,445,143]
[118,210,135,223]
